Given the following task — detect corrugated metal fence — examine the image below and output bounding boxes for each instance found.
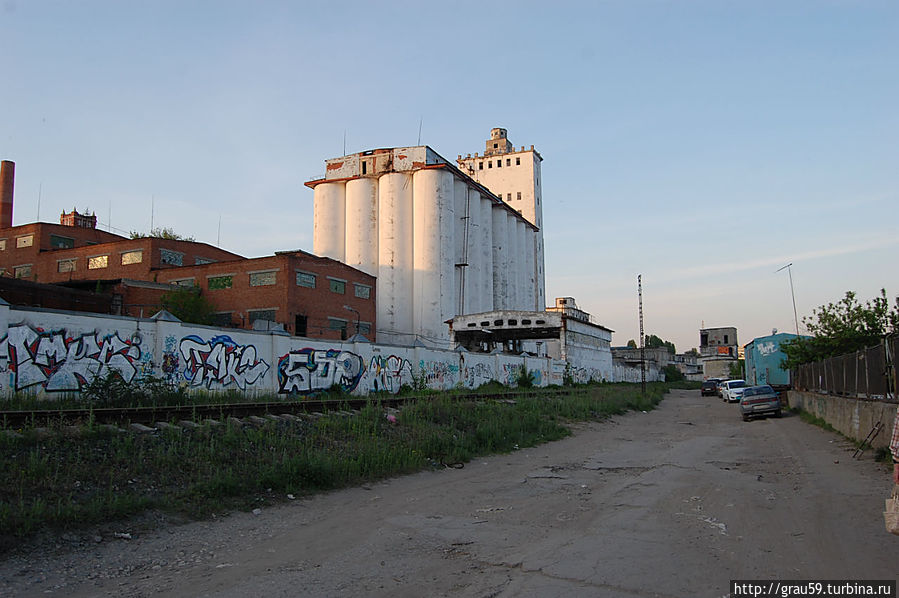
[793,334,897,400]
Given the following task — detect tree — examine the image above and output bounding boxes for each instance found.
[159,287,217,325]
[645,334,676,354]
[728,359,745,379]
[781,289,899,369]
[685,348,700,357]
[662,364,685,382]
[130,227,196,242]
[626,339,637,349]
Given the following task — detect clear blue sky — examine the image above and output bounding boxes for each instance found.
[2,0,897,353]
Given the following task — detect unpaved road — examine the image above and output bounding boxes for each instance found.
[2,389,897,597]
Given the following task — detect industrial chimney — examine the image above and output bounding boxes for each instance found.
[0,160,14,229]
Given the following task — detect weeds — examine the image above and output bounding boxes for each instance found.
[0,382,673,551]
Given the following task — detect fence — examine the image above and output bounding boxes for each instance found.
[792,334,897,401]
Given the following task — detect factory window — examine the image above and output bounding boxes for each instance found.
[358,322,371,335]
[493,319,503,326]
[0,239,6,250]
[212,312,233,327]
[296,271,316,288]
[172,278,195,287]
[517,192,522,201]
[480,321,490,327]
[508,319,518,326]
[354,283,371,299]
[248,309,276,324]
[208,275,233,290]
[493,143,498,148]
[328,317,348,340]
[121,250,143,265]
[516,157,520,165]
[329,278,346,294]
[478,162,483,170]
[57,259,76,273]
[507,193,511,201]
[488,161,492,169]
[88,255,108,269]
[14,264,32,279]
[522,319,532,325]
[195,257,215,265]
[361,161,367,175]
[50,234,75,249]
[160,248,184,266]
[536,319,546,325]
[506,159,511,166]
[467,322,477,327]
[723,334,729,344]
[497,160,502,168]
[16,235,33,249]
[249,270,277,287]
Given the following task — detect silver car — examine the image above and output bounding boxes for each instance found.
[739,385,782,421]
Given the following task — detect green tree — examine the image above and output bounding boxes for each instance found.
[662,364,685,382]
[626,339,637,349]
[645,334,676,354]
[685,348,700,357]
[728,359,745,379]
[159,287,217,325]
[781,289,899,369]
[130,227,196,242]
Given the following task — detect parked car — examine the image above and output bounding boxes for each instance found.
[723,379,747,403]
[716,379,729,398]
[701,379,720,396]
[739,385,782,421]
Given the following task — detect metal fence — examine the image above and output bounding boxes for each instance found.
[793,334,897,401]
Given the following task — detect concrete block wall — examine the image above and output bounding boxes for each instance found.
[786,390,898,452]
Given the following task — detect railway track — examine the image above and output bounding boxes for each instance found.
[0,387,588,429]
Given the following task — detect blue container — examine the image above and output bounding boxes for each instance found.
[744,332,808,388]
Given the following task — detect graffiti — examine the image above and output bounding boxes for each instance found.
[278,348,364,394]
[180,335,269,390]
[4,324,141,391]
[161,335,180,383]
[418,360,459,388]
[368,354,413,393]
[463,362,494,388]
[757,342,777,356]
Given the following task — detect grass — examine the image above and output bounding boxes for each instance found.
[0,381,677,552]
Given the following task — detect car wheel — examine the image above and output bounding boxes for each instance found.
[775,409,782,418]
[742,414,750,422]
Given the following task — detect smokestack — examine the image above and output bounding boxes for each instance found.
[0,160,14,229]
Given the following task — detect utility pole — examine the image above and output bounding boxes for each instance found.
[775,263,800,337]
[638,274,646,396]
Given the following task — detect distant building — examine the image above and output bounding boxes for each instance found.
[700,326,739,379]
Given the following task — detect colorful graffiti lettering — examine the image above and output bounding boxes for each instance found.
[4,324,141,391]
[278,349,364,394]
[418,360,459,387]
[180,335,269,390]
[462,361,494,388]
[368,355,413,393]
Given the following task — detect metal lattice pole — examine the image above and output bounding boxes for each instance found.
[638,275,645,396]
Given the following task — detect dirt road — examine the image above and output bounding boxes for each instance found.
[3,389,897,597]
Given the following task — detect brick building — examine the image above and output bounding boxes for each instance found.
[0,202,376,341]
[155,250,376,340]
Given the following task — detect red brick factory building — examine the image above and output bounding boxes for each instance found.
[0,159,376,341]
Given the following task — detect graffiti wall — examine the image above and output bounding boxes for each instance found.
[0,304,640,398]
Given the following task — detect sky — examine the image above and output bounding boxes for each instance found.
[1,0,897,353]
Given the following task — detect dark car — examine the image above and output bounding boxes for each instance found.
[701,380,719,396]
[739,385,782,421]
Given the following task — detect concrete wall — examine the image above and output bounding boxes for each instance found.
[0,304,574,399]
[786,390,898,452]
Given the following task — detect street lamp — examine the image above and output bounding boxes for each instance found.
[775,263,800,337]
[343,305,360,338]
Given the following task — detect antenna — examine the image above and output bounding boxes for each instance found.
[150,195,155,232]
[217,214,222,246]
[36,182,42,221]
[638,274,646,396]
[108,199,111,232]
[775,262,800,336]
[418,117,423,145]
[343,130,346,156]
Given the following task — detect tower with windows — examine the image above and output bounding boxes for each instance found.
[457,128,546,310]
